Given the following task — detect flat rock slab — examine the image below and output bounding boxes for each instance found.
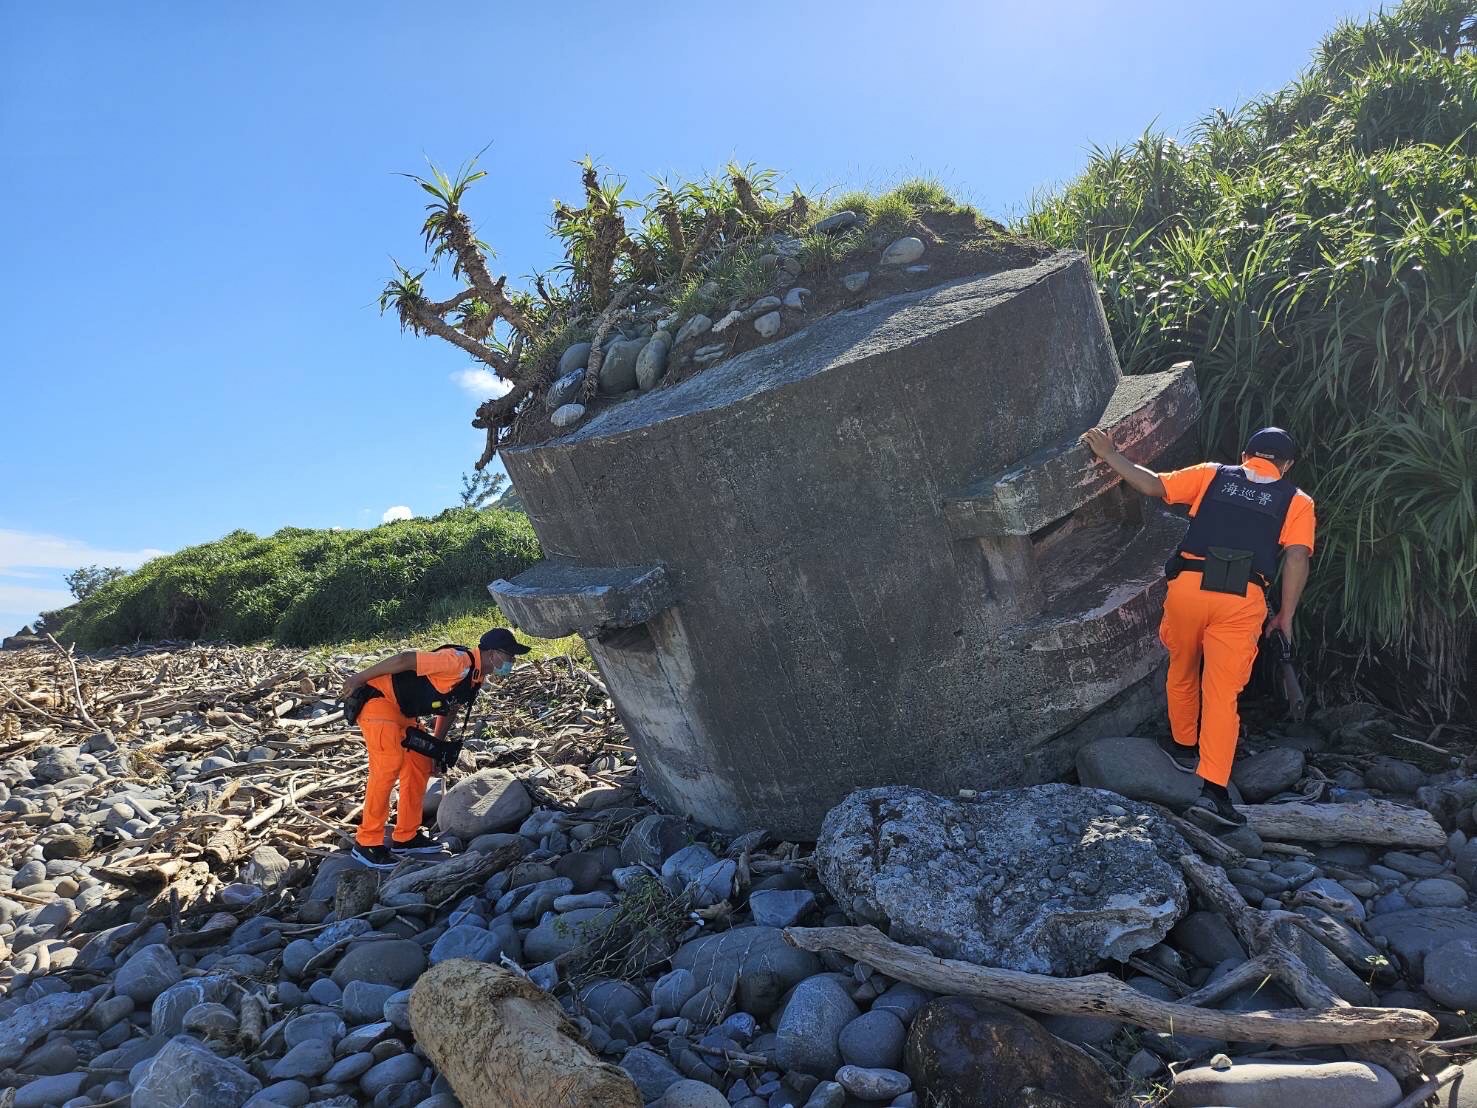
[816,784,1188,975]
[1169,1060,1401,1107]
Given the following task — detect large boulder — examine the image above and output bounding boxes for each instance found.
[409,960,641,1108]
[1075,736,1202,808]
[437,769,532,838]
[904,997,1113,1108]
[1169,1060,1401,1107]
[817,785,1188,975]
[131,1035,262,1108]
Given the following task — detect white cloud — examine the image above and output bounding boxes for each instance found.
[0,582,74,619]
[381,505,413,523]
[452,367,513,399]
[0,528,166,573]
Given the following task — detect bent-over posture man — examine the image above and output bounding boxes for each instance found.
[341,627,530,868]
[1081,426,1315,826]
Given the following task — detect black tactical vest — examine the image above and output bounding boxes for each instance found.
[1179,465,1298,584]
[389,644,482,717]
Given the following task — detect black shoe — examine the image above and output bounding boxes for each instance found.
[350,844,398,870]
[1156,735,1199,774]
[1194,782,1247,827]
[390,831,447,856]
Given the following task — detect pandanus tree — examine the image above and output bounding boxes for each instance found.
[380,159,544,468]
[385,155,816,466]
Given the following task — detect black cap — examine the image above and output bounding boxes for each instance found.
[479,628,531,655]
[1245,426,1298,462]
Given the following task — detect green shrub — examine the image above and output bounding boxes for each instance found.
[48,510,541,649]
[1021,0,1477,706]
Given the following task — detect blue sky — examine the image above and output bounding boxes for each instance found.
[0,0,1378,632]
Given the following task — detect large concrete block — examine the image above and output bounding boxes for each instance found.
[493,252,1199,837]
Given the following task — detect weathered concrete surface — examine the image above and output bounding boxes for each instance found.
[491,562,674,640]
[495,252,1198,837]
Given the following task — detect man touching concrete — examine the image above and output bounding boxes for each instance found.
[1081,426,1315,825]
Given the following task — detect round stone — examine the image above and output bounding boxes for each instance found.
[880,237,925,266]
[839,1009,906,1069]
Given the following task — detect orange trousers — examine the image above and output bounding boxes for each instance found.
[1159,573,1265,787]
[355,702,434,847]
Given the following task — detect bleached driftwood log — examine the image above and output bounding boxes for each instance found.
[781,925,1437,1047]
[1239,799,1445,848]
[409,960,641,1108]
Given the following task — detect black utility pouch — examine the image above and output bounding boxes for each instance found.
[342,685,381,726]
[400,726,441,757]
[1200,546,1254,596]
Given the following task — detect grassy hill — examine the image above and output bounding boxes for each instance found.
[45,508,541,649]
[1021,0,1477,707]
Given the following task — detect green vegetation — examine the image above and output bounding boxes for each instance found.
[44,509,541,650]
[329,598,584,663]
[380,153,1010,464]
[1021,0,1477,706]
[64,565,126,601]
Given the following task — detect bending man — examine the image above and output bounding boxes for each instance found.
[1081,426,1315,825]
[340,627,530,868]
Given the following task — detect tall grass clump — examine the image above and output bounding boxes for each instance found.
[1022,0,1477,707]
[45,510,541,649]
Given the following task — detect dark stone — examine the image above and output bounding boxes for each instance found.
[1075,736,1202,808]
[1230,747,1305,802]
[670,926,820,1018]
[492,253,1200,837]
[904,997,1113,1107]
[554,851,605,893]
[1365,758,1427,795]
[621,814,693,868]
[1367,908,1477,976]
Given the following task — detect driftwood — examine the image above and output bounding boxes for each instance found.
[781,925,1437,1047]
[378,842,525,904]
[1239,799,1446,848]
[0,642,629,952]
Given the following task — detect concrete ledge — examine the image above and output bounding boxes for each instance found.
[489,561,674,640]
[943,360,1200,537]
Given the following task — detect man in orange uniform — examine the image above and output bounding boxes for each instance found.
[340,628,530,869]
[1081,427,1315,825]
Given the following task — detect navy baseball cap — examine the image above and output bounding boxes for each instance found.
[479,628,531,655]
[1245,427,1298,461]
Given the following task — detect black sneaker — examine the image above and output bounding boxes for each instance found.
[1194,781,1248,827]
[1157,735,1199,774]
[350,844,397,870]
[390,831,447,856]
